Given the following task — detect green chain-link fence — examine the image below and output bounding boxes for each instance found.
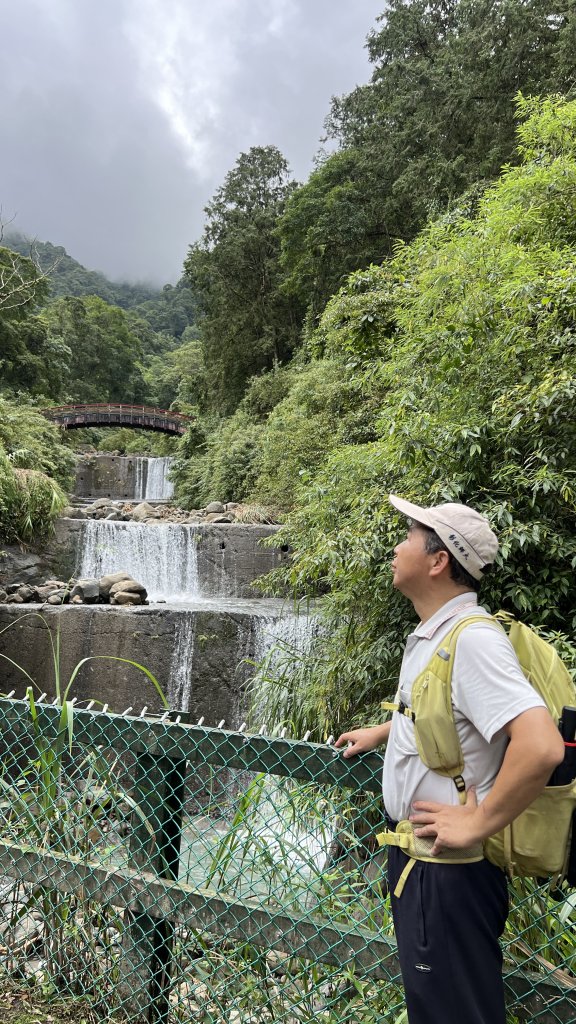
[0,696,573,1023]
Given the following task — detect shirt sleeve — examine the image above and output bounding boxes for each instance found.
[451,621,547,743]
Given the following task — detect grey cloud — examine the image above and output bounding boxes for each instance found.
[0,0,383,284]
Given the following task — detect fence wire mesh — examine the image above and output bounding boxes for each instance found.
[0,697,573,1023]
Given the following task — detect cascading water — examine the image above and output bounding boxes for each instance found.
[144,457,174,500]
[248,610,317,728]
[133,458,146,501]
[77,521,199,601]
[168,613,195,711]
[132,457,174,501]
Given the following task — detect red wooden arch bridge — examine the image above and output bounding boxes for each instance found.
[42,403,193,436]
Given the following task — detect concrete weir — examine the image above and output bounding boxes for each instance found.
[0,599,297,721]
[47,518,291,600]
[0,512,305,728]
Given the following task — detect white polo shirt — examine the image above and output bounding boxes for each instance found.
[382,593,546,823]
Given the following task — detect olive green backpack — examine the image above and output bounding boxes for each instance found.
[377,612,576,891]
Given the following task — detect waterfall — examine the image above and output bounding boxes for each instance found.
[252,612,316,667]
[77,521,199,601]
[131,457,174,501]
[249,610,317,729]
[145,457,174,500]
[133,458,146,501]
[168,613,195,712]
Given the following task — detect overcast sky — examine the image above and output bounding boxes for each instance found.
[1,1,384,285]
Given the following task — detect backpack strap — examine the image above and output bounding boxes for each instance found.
[385,613,502,803]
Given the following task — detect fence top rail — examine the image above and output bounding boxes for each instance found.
[0,698,384,792]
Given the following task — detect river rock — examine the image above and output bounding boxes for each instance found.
[89,498,115,509]
[131,502,159,521]
[34,582,66,602]
[99,571,133,597]
[70,579,100,603]
[47,591,69,604]
[62,506,87,519]
[205,513,234,523]
[111,591,144,606]
[205,502,225,514]
[109,578,147,605]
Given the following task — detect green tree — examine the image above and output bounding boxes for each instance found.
[0,246,69,398]
[45,295,145,402]
[184,146,306,412]
[279,0,576,323]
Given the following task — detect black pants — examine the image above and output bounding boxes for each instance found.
[388,848,509,1024]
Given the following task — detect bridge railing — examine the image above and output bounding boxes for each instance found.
[0,698,573,1024]
[44,403,193,419]
[41,403,193,436]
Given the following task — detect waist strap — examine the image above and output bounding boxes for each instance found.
[377,820,485,896]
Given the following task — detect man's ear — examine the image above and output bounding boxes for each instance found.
[429,548,450,577]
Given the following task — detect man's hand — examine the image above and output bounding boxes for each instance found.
[334,722,391,758]
[410,788,482,855]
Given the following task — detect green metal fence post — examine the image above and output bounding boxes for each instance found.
[119,718,188,1024]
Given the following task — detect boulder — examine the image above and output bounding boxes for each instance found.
[131,502,159,522]
[70,579,100,603]
[109,578,147,596]
[110,591,144,606]
[62,506,87,519]
[205,502,225,514]
[99,572,133,598]
[205,513,234,523]
[35,584,64,602]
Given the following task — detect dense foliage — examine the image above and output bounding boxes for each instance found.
[279,0,576,321]
[0,397,72,542]
[253,95,576,736]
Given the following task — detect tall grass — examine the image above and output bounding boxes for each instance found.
[0,613,167,996]
[0,452,67,543]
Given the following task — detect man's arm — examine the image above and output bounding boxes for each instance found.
[410,706,564,855]
[334,721,392,758]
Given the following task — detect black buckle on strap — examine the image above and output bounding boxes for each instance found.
[398,700,415,722]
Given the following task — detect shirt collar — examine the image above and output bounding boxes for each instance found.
[412,592,479,640]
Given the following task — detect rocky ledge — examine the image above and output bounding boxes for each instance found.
[0,571,147,607]
[64,499,278,526]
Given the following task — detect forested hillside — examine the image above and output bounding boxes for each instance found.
[3,232,159,308]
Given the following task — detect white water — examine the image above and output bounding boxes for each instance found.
[145,457,174,500]
[77,520,199,600]
[132,457,174,501]
[168,613,195,711]
[252,611,316,667]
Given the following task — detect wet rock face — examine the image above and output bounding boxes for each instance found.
[0,602,267,721]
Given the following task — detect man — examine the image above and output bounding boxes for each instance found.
[335,494,563,1024]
